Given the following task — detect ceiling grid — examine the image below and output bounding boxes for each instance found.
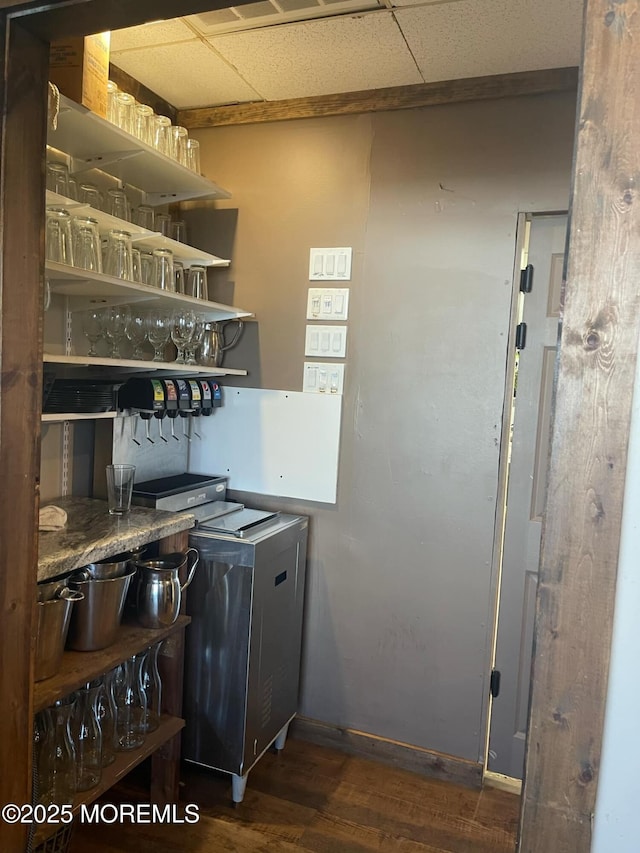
[109,0,583,109]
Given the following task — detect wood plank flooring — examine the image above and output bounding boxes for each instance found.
[70,737,519,852]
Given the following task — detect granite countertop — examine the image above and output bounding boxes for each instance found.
[38,496,195,582]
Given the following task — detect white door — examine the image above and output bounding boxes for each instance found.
[488,214,567,779]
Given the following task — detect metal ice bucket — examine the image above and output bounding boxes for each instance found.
[35,580,84,681]
[67,568,135,651]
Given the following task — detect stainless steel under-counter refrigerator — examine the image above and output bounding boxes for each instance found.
[183,510,308,803]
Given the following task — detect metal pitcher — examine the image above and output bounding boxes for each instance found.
[199,320,244,367]
[132,549,199,629]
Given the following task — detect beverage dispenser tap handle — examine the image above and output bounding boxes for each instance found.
[130,415,141,446]
[139,411,154,443]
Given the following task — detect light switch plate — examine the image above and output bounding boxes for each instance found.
[305,324,347,358]
[309,247,352,281]
[307,287,349,321]
[303,362,345,394]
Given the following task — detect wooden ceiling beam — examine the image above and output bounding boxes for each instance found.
[178,66,579,129]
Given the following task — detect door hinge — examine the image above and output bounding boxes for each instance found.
[490,669,501,698]
[520,264,533,293]
[515,322,527,351]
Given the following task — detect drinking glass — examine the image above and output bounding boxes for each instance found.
[105,187,130,221]
[155,213,172,237]
[125,312,148,360]
[34,710,53,805]
[48,696,77,806]
[187,265,208,300]
[72,680,102,792]
[46,207,74,265]
[146,309,172,362]
[131,248,142,283]
[113,655,147,750]
[103,305,131,358]
[78,182,103,210]
[133,205,155,231]
[71,216,102,272]
[114,91,136,134]
[67,176,78,201]
[46,162,70,197]
[106,464,136,515]
[132,104,154,145]
[104,229,134,280]
[152,248,175,291]
[97,669,117,767]
[186,313,205,365]
[170,309,196,364]
[170,125,188,165]
[171,220,188,243]
[174,261,185,294]
[185,138,201,173]
[152,115,172,156]
[140,251,154,285]
[43,278,51,313]
[106,80,119,124]
[83,308,104,357]
[140,644,163,733]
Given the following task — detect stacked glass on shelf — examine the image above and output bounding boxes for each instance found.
[84,305,207,365]
[107,80,201,173]
[34,644,162,806]
[46,202,209,298]
[47,161,190,242]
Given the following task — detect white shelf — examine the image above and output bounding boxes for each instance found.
[131,233,229,267]
[45,191,230,267]
[49,94,230,205]
[42,411,119,423]
[46,261,252,321]
[44,353,247,378]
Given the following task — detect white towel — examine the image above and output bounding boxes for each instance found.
[39,505,67,532]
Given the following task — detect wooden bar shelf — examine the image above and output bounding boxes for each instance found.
[34,616,191,713]
[34,714,185,846]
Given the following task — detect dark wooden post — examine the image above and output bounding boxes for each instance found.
[519,1,640,849]
[0,14,48,852]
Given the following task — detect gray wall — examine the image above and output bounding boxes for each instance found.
[190,92,576,762]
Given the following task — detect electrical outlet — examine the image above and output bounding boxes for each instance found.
[309,247,352,281]
[307,287,349,320]
[305,325,347,358]
[303,362,345,394]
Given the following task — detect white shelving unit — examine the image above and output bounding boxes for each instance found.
[42,411,119,423]
[46,261,251,321]
[50,94,230,205]
[45,191,230,267]
[44,98,251,422]
[44,353,247,377]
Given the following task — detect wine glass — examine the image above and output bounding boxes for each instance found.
[186,314,204,365]
[146,309,171,362]
[170,310,196,364]
[103,305,131,358]
[125,312,147,360]
[83,308,104,357]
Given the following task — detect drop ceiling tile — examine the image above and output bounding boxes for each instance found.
[110,19,195,52]
[396,0,583,80]
[110,41,262,109]
[208,12,423,100]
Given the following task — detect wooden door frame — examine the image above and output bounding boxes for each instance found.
[0,0,629,850]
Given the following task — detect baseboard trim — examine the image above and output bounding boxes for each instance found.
[290,716,482,789]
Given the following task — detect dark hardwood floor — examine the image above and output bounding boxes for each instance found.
[70,737,520,852]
